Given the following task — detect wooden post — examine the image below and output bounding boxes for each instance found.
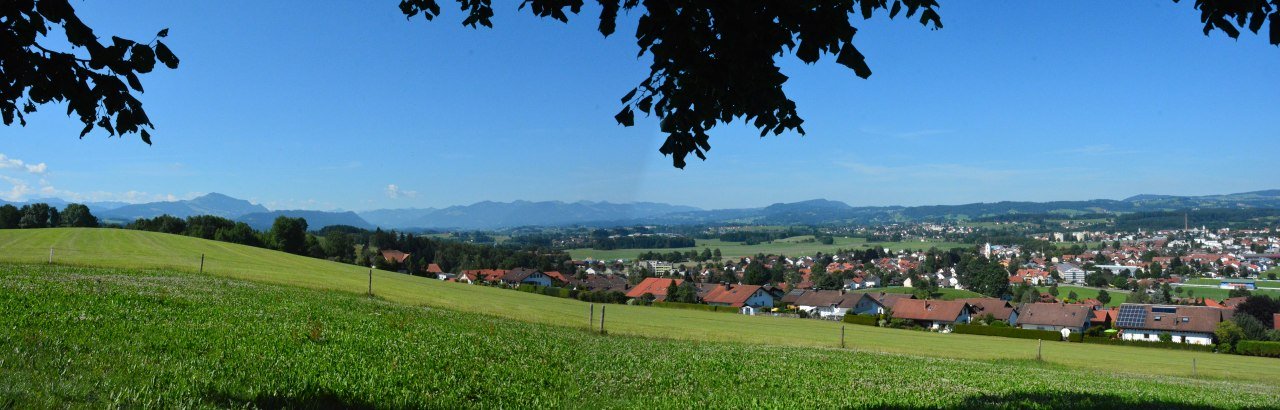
[199,254,205,273]
[368,267,373,297]
[48,247,53,264]
[1037,339,1043,361]
[841,325,846,349]
[600,305,606,334]
[590,303,595,328]
[1192,358,1196,377]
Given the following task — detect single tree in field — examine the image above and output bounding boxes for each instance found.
[1096,289,1111,305]
[270,216,309,255]
[59,203,98,228]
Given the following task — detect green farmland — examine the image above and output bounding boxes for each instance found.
[5,264,1277,408]
[3,228,1280,390]
[1034,285,1130,307]
[566,236,970,260]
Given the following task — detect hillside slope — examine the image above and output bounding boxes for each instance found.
[1,228,1279,384]
[6,264,1276,407]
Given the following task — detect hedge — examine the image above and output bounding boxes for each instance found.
[652,301,740,314]
[842,314,879,327]
[952,324,1062,341]
[1236,341,1280,358]
[1081,336,1216,352]
[1068,332,1085,343]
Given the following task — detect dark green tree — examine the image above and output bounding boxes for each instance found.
[0,204,22,228]
[18,203,52,228]
[1096,289,1111,305]
[58,203,98,227]
[269,216,309,255]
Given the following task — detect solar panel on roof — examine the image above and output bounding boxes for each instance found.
[1152,306,1177,314]
[1116,304,1147,328]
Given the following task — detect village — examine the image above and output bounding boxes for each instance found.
[377,223,1280,355]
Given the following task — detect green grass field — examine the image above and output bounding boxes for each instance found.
[851,286,984,300]
[566,236,971,260]
[6,264,1277,408]
[1165,285,1280,301]
[1185,278,1280,289]
[1034,285,1130,307]
[2,228,1280,387]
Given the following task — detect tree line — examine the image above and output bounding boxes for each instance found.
[0,203,99,229]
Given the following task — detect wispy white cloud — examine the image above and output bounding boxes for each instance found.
[1054,144,1139,156]
[385,184,418,199]
[0,153,47,175]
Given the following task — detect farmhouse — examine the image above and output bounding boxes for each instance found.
[890,299,973,331]
[1016,303,1092,333]
[702,284,775,308]
[794,290,854,319]
[501,268,552,287]
[864,292,915,310]
[380,249,411,264]
[1115,304,1232,345]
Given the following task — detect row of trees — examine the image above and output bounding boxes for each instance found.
[0,203,99,229]
[591,235,695,250]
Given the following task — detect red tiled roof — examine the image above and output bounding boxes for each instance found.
[426,263,443,274]
[891,299,970,323]
[543,270,569,284]
[1018,303,1092,328]
[625,278,682,300]
[702,284,764,307]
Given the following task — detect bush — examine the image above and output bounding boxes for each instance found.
[842,314,878,326]
[652,301,740,313]
[1236,341,1280,358]
[953,324,1061,341]
[1081,336,1216,352]
[516,284,543,294]
[1068,332,1084,343]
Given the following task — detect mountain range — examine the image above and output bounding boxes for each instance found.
[7,189,1280,231]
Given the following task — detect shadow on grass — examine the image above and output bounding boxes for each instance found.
[875,391,1240,409]
[204,389,379,410]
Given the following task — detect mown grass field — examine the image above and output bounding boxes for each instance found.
[4,264,1279,408]
[851,286,984,300]
[1165,284,1280,301]
[1034,285,1130,307]
[1185,278,1280,289]
[2,228,1280,386]
[566,236,970,260]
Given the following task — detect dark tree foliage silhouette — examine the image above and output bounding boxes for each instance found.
[1,0,178,143]
[2,1,1276,166]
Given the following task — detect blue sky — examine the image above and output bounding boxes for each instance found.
[1,1,1277,210]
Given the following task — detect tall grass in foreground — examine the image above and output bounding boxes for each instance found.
[2,264,1278,409]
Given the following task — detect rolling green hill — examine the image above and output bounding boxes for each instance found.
[6,264,1276,408]
[2,228,1280,386]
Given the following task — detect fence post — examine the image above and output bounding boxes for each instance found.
[199,254,205,273]
[1037,339,1043,361]
[48,247,53,264]
[590,303,595,329]
[600,305,606,334]
[841,325,846,349]
[368,267,373,297]
[1192,358,1196,377]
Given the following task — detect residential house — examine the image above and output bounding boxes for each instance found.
[542,270,570,285]
[463,269,508,283]
[625,278,682,302]
[426,263,445,279]
[1016,303,1092,334]
[702,284,775,309]
[865,292,915,311]
[794,290,866,319]
[955,298,1018,325]
[380,250,410,264]
[580,275,628,293]
[501,268,552,287]
[1116,304,1233,345]
[890,299,973,331]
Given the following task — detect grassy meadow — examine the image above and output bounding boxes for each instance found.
[2,228,1280,386]
[1034,285,1130,307]
[6,264,1278,408]
[566,235,970,260]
